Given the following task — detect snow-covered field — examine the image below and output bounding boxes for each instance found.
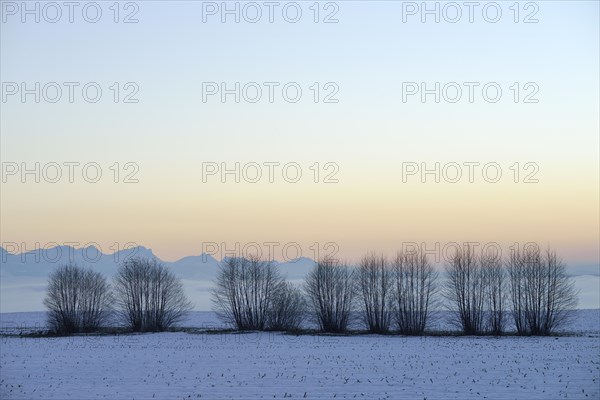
[1,311,599,399]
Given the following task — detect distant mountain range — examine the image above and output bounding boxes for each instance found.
[0,245,317,281]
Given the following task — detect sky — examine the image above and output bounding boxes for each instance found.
[1,1,598,268]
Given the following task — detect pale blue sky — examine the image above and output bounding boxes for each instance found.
[1,1,598,264]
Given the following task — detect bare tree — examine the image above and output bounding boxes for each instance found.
[44,264,111,334]
[114,257,192,332]
[507,246,529,334]
[212,256,283,330]
[392,251,437,334]
[507,246,577,335]
[356,253,393,333]
[267,282,307,331]
[304,258,355,333]
[481,251,506,335]
[444,245,486,334]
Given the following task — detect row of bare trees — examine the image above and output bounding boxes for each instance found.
[351,252,438,334]
[213,245,577,335]
[213,251,437,334]
[445,245,577,335]
[45,258,191,334]
[45,246,576,335]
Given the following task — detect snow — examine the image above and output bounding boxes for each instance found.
[2,332,599,399]
[1,311,599,399]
